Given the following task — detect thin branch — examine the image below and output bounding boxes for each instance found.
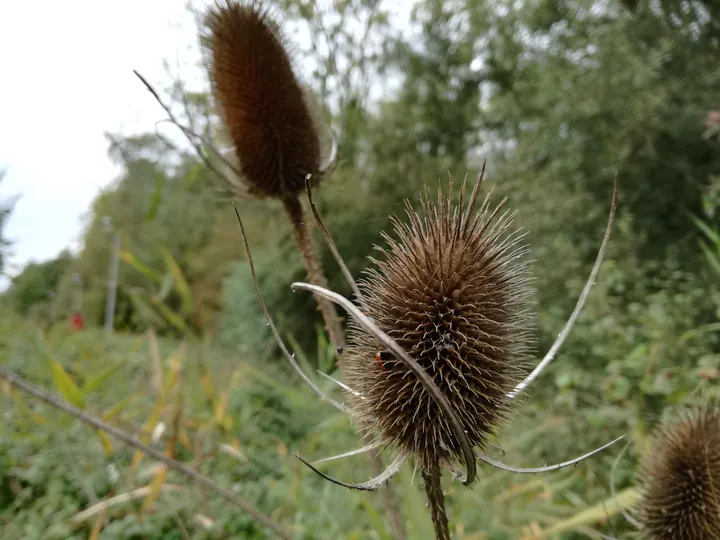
[317,371,365,399]
[305,174,363,301]
[507,182,618,400]
[70,484,184,526]
[296,451,408,491]
[0,364,292,540]
[312,440,384,464]
[232,204,352,415]
[291,281,477,486]
[134,70,247,196]
[476,435,624,474]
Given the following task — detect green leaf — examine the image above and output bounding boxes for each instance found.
[144,172,165,223]
[159,247,192,315]
[359,493,392,540]
[82,363,122,395]
[157,271,174,302]
[182,162,203,187]
[286,332,315,381]
[49,358,85,409]
[532,487,641,537]
[119,249,162,283]
[147,294,194,336]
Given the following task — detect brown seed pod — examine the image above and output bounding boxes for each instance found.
[637,405,720,540]
[202,0,332,199]
[343,177,535,470]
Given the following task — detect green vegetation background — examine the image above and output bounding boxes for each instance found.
[2,0,720,537]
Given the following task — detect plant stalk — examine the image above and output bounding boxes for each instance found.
[423,457,450,540]
[282,195,345,349]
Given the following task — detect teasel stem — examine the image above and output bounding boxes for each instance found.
[423,458,450,540]
[282,195,345,349]
[304,177,407,539]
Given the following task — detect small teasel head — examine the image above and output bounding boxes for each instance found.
[343,173,535,471]
[636,405,720,539]
[201,0,334,199]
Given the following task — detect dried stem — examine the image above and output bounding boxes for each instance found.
[423,458,450,540]
[508,182,618,400]
[0,365,292,540]
[305,175,363,301]
[303,179,406,539]
[282,195,346,349]
[232,204,351,414]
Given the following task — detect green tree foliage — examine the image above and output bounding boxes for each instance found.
[4,250,72,320]
[4,0,720,537]
[0,169,17,277]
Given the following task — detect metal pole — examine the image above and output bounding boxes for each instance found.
[105,231,120,334]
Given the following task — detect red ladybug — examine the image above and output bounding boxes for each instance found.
[375,351,391,371]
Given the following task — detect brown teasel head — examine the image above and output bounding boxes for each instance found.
[343,173,535,470]
[201,1,333,199]
[637,405,720,539]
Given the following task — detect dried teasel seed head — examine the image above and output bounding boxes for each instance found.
[637,405,720,539]
[202,1,333,199]
[344,174,535,470]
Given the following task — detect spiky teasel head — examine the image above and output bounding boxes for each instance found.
[343,174,535,471]
[636,405,720,539]
[202,0,334,199]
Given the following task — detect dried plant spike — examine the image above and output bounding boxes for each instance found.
[507,181,617,400]
[296,451,409,491]
[476,435,624,474]
[637,405,720,539]
[203,0,328,198]
[340,168,535,473]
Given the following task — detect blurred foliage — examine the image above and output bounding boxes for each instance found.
[2,0,720,537]
[4,251,73,323]
[0,168,18,277]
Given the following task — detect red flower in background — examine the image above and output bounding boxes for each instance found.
[70,312,84,331]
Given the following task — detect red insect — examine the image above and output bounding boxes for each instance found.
[375,351,391,371]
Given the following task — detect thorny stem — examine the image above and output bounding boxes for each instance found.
[232,204,351,414]
[305,175,363,302]
[304,179,406,539]
[282,195,346,350]
[423,458,450,540]
[0,365,292,540]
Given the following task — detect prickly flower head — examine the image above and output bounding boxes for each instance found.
[344,175,535,470]
[637,405,720,540]
[202,1,333,199]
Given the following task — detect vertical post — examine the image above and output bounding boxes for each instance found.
[104,229,120,334]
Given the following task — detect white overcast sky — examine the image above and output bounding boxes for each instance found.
[0,0,415,291]
[0,0,414,291]
[0,0,209,289]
